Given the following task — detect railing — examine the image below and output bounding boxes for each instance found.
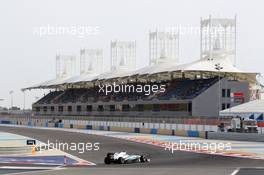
[1,113,219,125]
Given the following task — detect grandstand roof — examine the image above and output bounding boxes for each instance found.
[220,100,264,116]
[61,72,99,84]
[96,69,133,80]
[134,56,241,75]
[23,56,258,90]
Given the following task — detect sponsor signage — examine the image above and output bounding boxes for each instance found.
[26,139,36,145]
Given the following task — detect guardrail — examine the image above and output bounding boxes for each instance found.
[0,114,220,125]
[1,118,212,138]
[207,132,264,142]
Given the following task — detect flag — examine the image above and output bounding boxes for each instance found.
[256,114,264,121]
[248,114,255,120]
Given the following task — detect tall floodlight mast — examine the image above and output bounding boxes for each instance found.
[80,49,103,74]
[200,15,237,65]
[110,40,136,71]
[149,30,179,65]
[56,55,76,79]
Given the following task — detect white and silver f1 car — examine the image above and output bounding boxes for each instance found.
[104,152,150,164]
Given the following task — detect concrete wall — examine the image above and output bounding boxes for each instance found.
[192,78,249,117]
[3,118,264,141]
[207,132,264,142]
[0,118,212,138]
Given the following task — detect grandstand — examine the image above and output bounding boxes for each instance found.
[24,16,261,119]
[31,74,252,118]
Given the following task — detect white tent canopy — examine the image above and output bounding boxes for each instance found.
[220,100,264,117]
[166,57,241,73]
[23,56,258,90]
[61,73,99,84]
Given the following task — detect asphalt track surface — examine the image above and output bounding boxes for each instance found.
[0,126,264,175]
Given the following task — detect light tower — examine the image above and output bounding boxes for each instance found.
[80,49,103,74]
[110,40,136,71]
[56,55,76,79]
[149,30,179,65]
[200,15,237,65]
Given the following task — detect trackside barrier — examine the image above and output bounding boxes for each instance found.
[157,129,173,135]
[207,132,264,142]
[187,130,199,137]
[48,123,55,127]
[64,124,71,128]
[0,120,12,124]
[150,128,157,134]
[110,127,134,133]
[134,128,140,133]
[140,128,151,134]
[76,125,86,129]
[99,126,104,131]
[2,119,208,138]
[86,125,92,130]
[205,131,208,139]
[28,121,32,127]
[58,123,64,128]
[175,130,187,136]
[92,125,99,130]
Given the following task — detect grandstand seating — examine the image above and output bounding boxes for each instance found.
[36,91,63,104]
[35,78,218,105]
[157,78,217,100]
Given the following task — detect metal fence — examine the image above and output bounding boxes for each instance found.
[1,113,220,125]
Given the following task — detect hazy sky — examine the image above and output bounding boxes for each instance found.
[0,0,263,109]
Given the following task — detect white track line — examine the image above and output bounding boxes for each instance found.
[0,166,64,170]
[230,167,264,175]
[0,166,65,175]
[230,168,239,175]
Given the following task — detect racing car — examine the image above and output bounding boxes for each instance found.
[104,152,150,164]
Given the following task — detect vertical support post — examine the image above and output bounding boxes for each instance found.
[209,15,212,61]
[234,15,237,66]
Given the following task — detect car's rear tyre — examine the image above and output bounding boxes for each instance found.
[106,153,114,160]
[118,157,125,164]
[104,157,111,164]
[140,155,147,162]
[107,153,114,157]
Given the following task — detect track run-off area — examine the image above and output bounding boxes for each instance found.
[1,125,264,175]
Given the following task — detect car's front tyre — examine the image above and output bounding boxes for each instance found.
[118,157,125,164]
[104,157,111,164]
